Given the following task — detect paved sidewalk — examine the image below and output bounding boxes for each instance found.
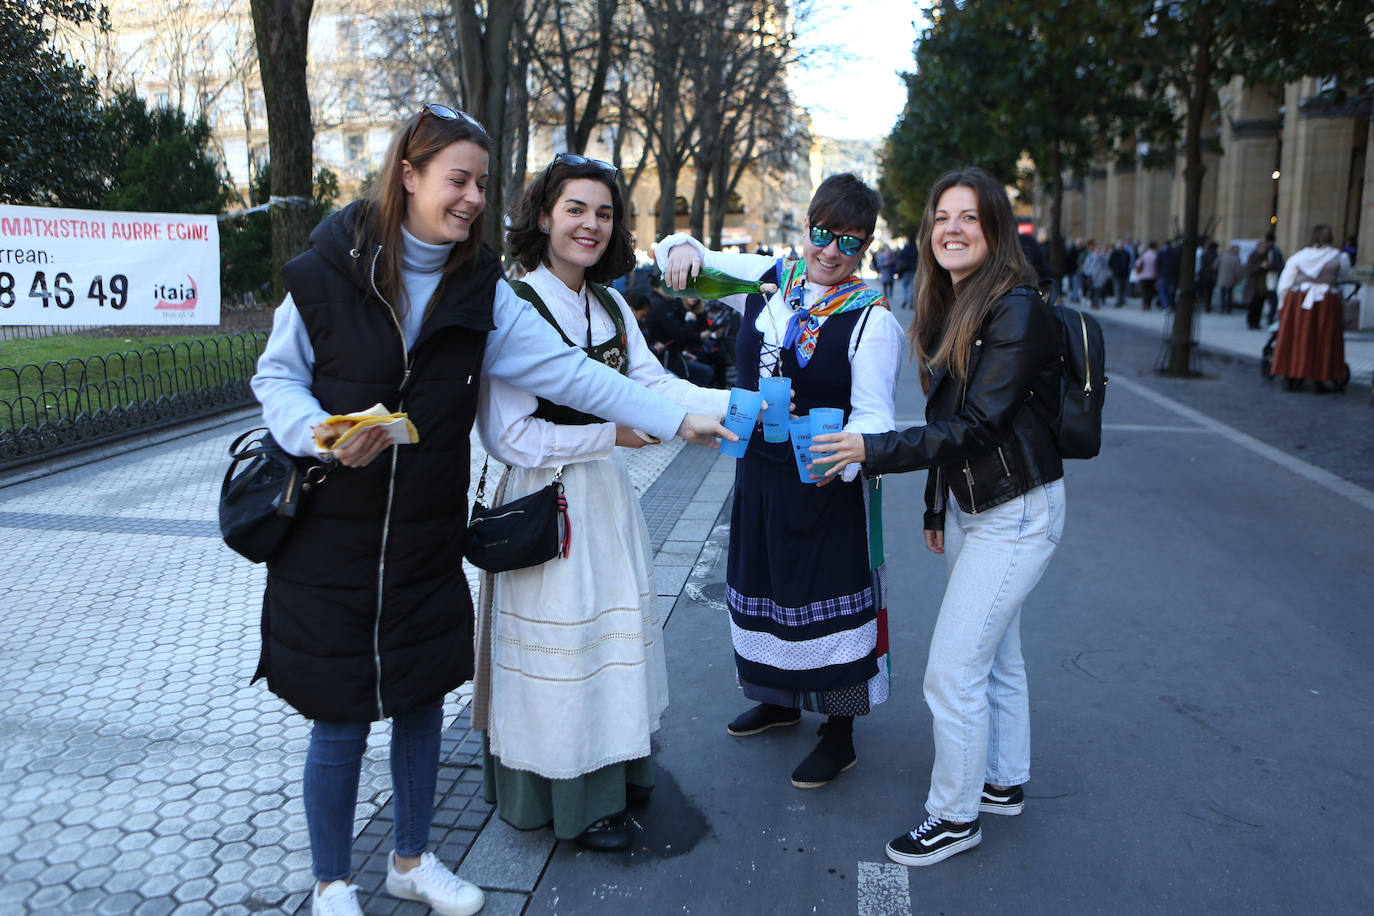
[1086,300,1374,384]
[0,419,732,915]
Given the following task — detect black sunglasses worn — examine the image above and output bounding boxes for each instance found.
[549,152,618,177]
[809,225,867,256]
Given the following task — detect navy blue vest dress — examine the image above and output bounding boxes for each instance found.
[725,263,886,717]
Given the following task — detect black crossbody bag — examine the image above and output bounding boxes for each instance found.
[464,459,571,573]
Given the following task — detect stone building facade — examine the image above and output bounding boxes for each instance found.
[1045,78,1372,328]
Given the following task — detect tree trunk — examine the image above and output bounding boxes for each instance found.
[247,0,314,304]
[657,169,679,240]
[654,79,681,240]
[707,142,743,251]
[707,158,729,252]
[453,0,522,247]
[688,164,709,241]
[1164,23,1213,376]
[510,43,529,199]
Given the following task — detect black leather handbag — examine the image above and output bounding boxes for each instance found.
[464,460,570,573]
[219,427,329,563]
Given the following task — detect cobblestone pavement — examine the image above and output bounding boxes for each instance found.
[0,417,731,915]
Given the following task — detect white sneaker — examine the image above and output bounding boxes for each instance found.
[386,851,485,916]
[312,881,363,916]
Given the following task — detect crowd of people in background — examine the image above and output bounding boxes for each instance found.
[1045,229,1358,328]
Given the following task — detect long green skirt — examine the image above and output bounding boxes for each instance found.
[481,735,653,840]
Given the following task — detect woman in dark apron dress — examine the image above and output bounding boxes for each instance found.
[656,173,904,787]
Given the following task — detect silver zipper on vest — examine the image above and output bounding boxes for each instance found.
[367,243,411,719]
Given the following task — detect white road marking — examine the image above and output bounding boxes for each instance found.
[1113,374,1374,512]
[856,860,911,916]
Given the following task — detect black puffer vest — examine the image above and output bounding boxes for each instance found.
[255,201,501,722]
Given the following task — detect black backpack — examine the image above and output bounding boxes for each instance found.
[1045,302,1107,459]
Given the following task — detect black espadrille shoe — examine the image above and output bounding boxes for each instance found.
[789,720,856,789]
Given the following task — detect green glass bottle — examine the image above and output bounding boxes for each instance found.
[661,267,775,300]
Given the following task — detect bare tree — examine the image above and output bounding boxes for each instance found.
[686,0,802,248]
[523,0,620,156]
[628,0,705,239]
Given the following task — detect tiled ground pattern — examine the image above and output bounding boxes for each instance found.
[0,420,703,915]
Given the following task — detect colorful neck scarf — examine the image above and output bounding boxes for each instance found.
[776,257,888,368]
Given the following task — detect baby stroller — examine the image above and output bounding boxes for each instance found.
[1260,280,1359,391]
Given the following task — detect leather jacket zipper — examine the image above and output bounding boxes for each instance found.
[997,445,1012,477]
[366,244,411,719]
[958,377,976,508]
[932,467,944,514]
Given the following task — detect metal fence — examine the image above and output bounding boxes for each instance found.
[0,332,267,469]
[1,326,99,342]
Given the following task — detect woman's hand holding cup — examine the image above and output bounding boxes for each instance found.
[809,431,867,479]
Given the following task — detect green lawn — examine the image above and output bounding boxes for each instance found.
[1,333,232,369]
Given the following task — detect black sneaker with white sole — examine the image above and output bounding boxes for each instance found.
[979,783,1024,815]
[885,815,981,867]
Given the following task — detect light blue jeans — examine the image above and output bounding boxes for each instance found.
[923,479,1065,823]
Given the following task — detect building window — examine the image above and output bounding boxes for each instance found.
[346,134,366,176]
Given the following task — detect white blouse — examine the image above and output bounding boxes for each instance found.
[477,264,731,469]
[654,234,905,454]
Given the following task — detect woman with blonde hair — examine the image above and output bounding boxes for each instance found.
[813,166,1066,867]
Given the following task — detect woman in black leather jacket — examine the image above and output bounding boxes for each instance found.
[813,167,1066,868]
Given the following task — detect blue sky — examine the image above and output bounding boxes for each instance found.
[793,1,926,140]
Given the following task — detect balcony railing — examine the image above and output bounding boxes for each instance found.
[0,332,267,470]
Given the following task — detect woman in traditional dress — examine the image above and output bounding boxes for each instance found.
[657,173,904,789]
[813,167,1065,868]
[473,154,729,851]
[1272,224,1353,392]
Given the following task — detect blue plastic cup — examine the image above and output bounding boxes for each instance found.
[758,376,792,443]
[788,415,818,484]
[808,407,845,475]
[719,387,764,458]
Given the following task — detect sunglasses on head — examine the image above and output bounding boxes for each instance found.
[419,103,482,130]
[809,225,867,256]
[549,152,618,177]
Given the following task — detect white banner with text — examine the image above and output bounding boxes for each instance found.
[0,205,220,326]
